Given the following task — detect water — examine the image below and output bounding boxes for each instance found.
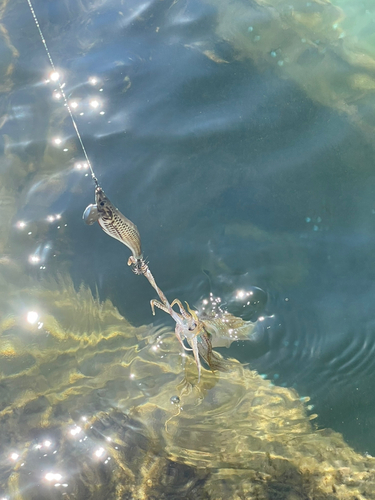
[2,0,375,496]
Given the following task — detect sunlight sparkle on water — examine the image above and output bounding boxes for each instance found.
[46,214,61,222]
[70,101,78,109]
[26,311,39,324]
[53,137,62,145]
[70,426,81,436]
[90,99,100,109]
[16,221,26,229]
[50,71,60,81]
[29,255,40,264]
[10,453,19,461]
[45,472,62,482]
[89,77,98,85]
[94,447,105,458]
[75,162,89,170]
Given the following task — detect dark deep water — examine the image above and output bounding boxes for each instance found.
[3,0,375,473]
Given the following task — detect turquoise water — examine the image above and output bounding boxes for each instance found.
[2,0,375,496]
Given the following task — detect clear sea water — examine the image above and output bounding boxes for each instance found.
[2,0,375,496]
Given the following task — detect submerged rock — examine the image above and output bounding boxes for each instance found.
[0,275,374,499]
[201,0,375,147]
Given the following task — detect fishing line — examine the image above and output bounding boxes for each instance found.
[26,0,149,271]
[25,0,247,385]
[26,0,98,187]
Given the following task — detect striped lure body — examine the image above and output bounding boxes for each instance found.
[83,186,143,261]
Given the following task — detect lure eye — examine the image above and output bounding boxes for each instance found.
[100,201,105,206]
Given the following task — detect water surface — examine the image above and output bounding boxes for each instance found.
[2,0,375,492]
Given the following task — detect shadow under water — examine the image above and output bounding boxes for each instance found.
[0,272,374,499]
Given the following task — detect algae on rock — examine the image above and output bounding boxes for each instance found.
[0,275,374,499]
[202,0,375,147]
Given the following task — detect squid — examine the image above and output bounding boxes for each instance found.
[84,187,255,382]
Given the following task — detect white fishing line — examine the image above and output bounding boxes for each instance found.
[26,0,98,186]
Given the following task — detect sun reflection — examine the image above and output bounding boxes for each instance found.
[70,101,78,109]
[89,99,100,109]
[94,447,105,458]
[235,289,253,300]
[10,453,19,461]
[26,311,39,324]
[50,71,60,81]
[53,137,62,145]
[46,214,61,222]
[29,254,40,264]
[45,472,62,482]
[89,77,98,85]
[70,426,81,436]
[75,162,89,170]
[16,221,26,229]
